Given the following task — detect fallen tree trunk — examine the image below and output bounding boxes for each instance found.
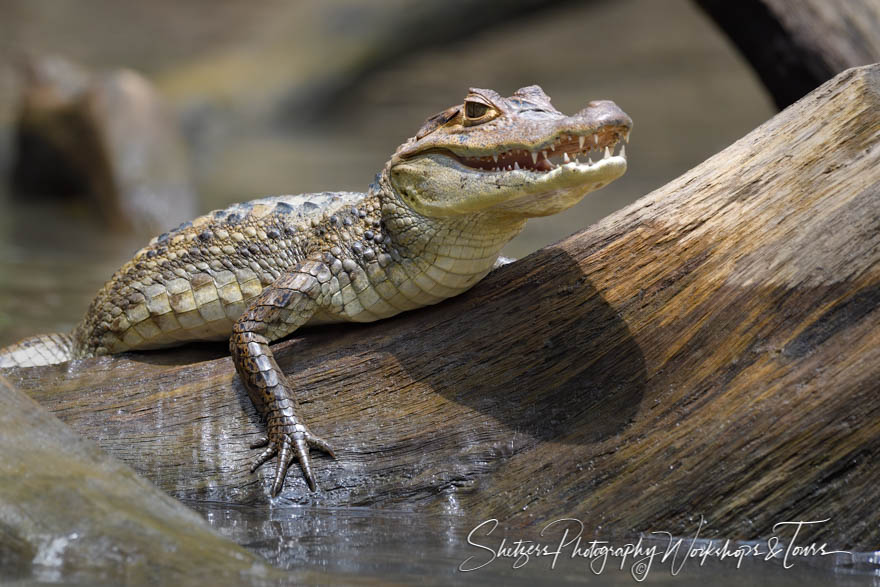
[696,0,880,108]
[4,65,879,550]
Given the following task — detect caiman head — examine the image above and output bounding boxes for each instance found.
[386,85,631,219]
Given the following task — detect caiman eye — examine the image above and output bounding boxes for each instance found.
[466,101,489,118]
[463,98,497,125]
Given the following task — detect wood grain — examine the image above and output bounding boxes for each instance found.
[5,65,879,550]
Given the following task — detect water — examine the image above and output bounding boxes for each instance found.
[188,501,880,585]
[0,198,142,346]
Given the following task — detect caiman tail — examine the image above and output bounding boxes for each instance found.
[0,333,77,368]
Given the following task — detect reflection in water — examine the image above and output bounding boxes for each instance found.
[187,502,877,586]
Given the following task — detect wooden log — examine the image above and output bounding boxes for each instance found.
[4,65,879,550]
[696,0,880,108]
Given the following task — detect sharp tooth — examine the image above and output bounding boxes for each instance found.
[550,144,555,152]
[492,154,498,163]
[604,146,611,158]
[593,135,599,145]
[588,157,594,165]
[578,136,585,150]
[624,130,630,143]
[514,161,520,170]
[563,152,570,163]
[542,150,548,160]
[620,145,626,158]
[531,151,538,165]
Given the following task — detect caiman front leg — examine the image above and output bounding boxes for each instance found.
[230,261,335,496]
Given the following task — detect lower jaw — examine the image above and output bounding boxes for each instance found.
[487,159,627,217]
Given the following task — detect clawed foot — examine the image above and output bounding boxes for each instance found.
[250,419,335,496]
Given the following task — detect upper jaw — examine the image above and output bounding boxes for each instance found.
[451,126,629,173]
[394,99,632,173]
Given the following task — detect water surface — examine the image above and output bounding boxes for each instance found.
[188,502,880,585]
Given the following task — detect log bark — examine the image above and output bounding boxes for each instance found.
[696,0,880,108]
[4,65,879,550]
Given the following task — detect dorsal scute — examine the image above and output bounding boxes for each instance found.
[146,192,363,248]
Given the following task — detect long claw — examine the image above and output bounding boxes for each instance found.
[248,422,336,495]
[272,443,293,497]
[250,445,277,473]
[292,433,316,491]
[307,433,336,459]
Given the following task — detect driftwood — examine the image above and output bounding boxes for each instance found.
[4,65,879,550]
[696,0,880,108]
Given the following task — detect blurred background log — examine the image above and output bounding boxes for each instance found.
[696,0,880,108]
[4,64,879,549]
[10,56,197,234]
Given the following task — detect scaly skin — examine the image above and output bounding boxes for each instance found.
[0,85,632,496]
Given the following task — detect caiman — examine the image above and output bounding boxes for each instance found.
[0,85,632,496]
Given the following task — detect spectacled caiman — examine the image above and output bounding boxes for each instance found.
[0,85,632,496]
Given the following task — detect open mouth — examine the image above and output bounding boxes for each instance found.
[452,128,629,173]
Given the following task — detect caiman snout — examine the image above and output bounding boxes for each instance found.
[575,100,633,131]
[391,85,632,171]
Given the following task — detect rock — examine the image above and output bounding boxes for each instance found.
[0,372,288,584]
[10,56,197,234]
